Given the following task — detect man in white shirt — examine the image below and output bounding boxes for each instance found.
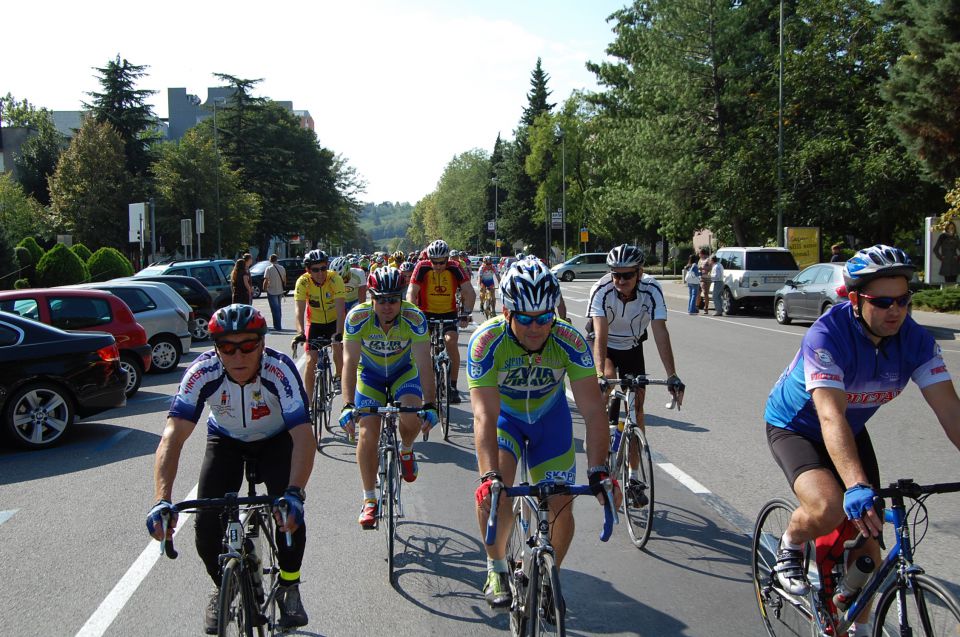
[265,254,288,330]
[710,256,724,316]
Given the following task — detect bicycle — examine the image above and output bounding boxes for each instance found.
[292,336,338,449]
[485,472,617,636]
[479,284,497,319]
[599,375,678,550]
[353,401,427,585]
[160,460,294,637]
[752,477,960,637]
[427,319,458,441]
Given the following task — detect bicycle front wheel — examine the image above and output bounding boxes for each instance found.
[441,361,452,440]
[530,552,565,636]
[752,499,815,637]
[218,557,259,637]
[873,573,960,637]
[383,447,397,584]
[621,428,655,550]
[508,499,530,637]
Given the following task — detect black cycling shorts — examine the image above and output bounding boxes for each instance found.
[425,311,459,334]
[766,423,881,491]
[606,344,646,377]
[306,320,336,350]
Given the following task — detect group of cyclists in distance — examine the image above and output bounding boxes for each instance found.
[143,236,960,636]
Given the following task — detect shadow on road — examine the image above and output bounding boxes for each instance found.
[0,422,160,485]
[646,412,709,433]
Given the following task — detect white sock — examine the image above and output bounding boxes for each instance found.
[400,443,413,454]
[849,621,872,637]
[780,532,803,552]
[488,558,508,574]
[363,490,376,501]
[629,470,640,482]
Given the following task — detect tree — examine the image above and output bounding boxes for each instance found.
[48,119,132,249]
[0,173,55,242]
[883,0,960,187]
[85,55,159,179]
[35,243,89,287]
[0,94,65,206]
[433,149,491,250]
[87,247,134,281]
[0,226,16,290]
[70,243,93,262]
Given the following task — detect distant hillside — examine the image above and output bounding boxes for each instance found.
[359,201,414,249]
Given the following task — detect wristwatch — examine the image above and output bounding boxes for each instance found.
[285,486,306,502]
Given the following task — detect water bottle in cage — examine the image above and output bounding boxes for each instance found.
[833,555,875,612]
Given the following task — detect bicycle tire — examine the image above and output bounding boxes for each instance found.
[621,428,655,550]
[218,557,259,637]
[873,572,960,637]
[440,361,451,441]
[385,447,397,584]
[323,356,337,433]
[530,552,565,636]
[508,498,530,637]
[249,510,278,636]
[752,498,817,637]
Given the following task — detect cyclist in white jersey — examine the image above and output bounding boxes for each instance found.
[586,244,684,506]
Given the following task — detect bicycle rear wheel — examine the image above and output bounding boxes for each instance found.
[752,499,815,637]
[218,557,260,637]
[507,499,530,637]
[530,552,565,636]
[873,573,960,637]
[621,427,655,550]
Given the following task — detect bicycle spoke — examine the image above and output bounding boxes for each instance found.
[621,429,654,550]
[874,574,960,637]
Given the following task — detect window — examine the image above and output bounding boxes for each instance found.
[48,296,112,330]
[814,267,837,285]
[167,268,187,277]
[745,252,799,271]
[190,266,218,288]
[793,267,820,286]
[0,323,22,346]
[718,251,742,270]
[0,298,40,320]
[105,288,156,313]
[588,254,607,264]
[218,263,235,281]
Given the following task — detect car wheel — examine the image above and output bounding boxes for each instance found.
[119,353,144,398]
[775,298,792,325]
[190,314,210,341]
[2,381,75,449]
[149,335,182,373]
[820,302,832,316]
[561,271,574,282]
[721,288,736,315]
[252,284,262,299]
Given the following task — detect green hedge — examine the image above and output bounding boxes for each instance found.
[87,247,134,282]
[913,287,960,312]
[71,243,93,262]
[35,243,90,287]
[16,237,44,284]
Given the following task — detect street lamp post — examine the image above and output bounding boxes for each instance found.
[777,0,785,247]
[491,177,499,258]
[212,97,226,257]
[560,128,566,261]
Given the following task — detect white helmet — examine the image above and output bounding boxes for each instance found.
[500,258,560,313]
[329,256,350,279]
[606,244,645,268]
[843,245,916,291]
[426,239,450,259]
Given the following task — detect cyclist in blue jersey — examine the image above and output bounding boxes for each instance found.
[147,305,313,634]
[468,258,620,613]
[764,246,960,636]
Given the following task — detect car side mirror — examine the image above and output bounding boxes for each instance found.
[785,279,795,287]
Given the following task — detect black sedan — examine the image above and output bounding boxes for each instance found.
[250,258,305,299]
[0,311,127,449]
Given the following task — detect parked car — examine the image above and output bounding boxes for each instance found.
[135,259,235,308]
[551,253,608,282]
[71,281,193,373]
[113,274,215,341]
[0,289,152,398]
[249,258,305,299]
[713,247,800,315]
[0,311,127,449]
[773,263,847,325]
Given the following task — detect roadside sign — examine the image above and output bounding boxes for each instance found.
[551,210,563,230]
[580,229,589,243]
[487,221,495,232]
[181,218,193,246]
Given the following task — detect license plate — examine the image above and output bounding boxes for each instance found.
[764,276,785,284]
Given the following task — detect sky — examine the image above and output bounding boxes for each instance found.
[5,1,626,204]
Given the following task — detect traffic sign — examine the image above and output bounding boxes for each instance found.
[551,210,563,230]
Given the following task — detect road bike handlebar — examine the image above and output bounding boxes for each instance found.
[484,479,616,546]
[599,375,681,410]
[160,494,287,560]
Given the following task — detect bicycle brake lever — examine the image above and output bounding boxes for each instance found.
[602,478,620,527]
[277,501,292,547]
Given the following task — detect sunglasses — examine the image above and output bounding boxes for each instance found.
[859,291,913,309]
[309,266,328,273]
[512,310,556,327]
[611,270,638,281]
[216,338,262,355]
[375,295,402,304]
[431,259,448,265]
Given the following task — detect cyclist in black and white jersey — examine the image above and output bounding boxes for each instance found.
[586,244,684,506]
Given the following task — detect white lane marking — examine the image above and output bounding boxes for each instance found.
[0,509,17,527]
[75,483,199,637]
[566,312,583,318]
[564,295,587,302]
[658,463,711,494]
[129,394,175,404]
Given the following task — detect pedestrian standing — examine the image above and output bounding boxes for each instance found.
[682,254,700,315]
[711,256,725,316]
[697,248,712,313]
[231,258,252,304]
[265,254,288,331]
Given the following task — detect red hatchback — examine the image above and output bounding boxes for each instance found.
[0,289,152,398]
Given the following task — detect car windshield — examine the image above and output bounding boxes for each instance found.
[137,266,168,276]
[249,261,269,275]
[745,252,799,270]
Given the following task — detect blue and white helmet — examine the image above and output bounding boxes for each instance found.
[329,256,350,279]
[426,239,449,259]
[843,245,915,291]
[500,258,560,313]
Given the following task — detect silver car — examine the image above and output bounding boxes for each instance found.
[773,263,846,325]
[551,253,608,282]
[71,281,193,373]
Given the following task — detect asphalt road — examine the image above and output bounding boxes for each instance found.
[1,278,958,637]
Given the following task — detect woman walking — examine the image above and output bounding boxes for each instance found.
[231,258,253,304]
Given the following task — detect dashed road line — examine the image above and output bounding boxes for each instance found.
[658,462,709,493]
[0,510,17,527]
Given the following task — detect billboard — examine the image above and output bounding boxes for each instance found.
[785,227,820,270]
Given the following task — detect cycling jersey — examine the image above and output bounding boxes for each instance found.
[342,267,366,304]
[169,348,310,442]
[344,300,428,379]
[478,265,498,288]
[765,302,950,441]
[294,271,345,324]
[467,316,595,423]
[586,272,666,350]
[411,260,468,314]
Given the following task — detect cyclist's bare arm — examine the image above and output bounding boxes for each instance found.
[471,386,502,476]
[920,380,960,451]
[342,340,361,400]
[295,300,307,335]
[358,284,367,304]
[650,319,683,405]
[154,416,197,502]
[592,316,609,377]
[458,280,476,314]
[335,298,346,335]
[411,341,437,404]
[406,282,420,305]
